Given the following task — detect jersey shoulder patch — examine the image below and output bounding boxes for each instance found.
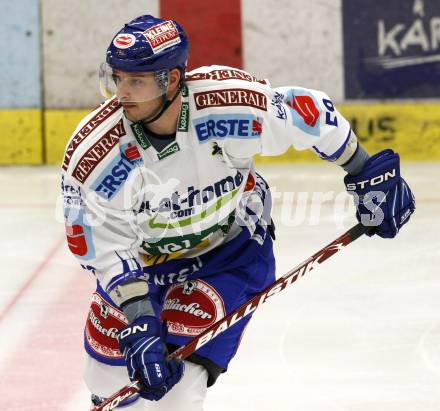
[62,98,122,173]
[185,65,270,89]
[62,99,125,186]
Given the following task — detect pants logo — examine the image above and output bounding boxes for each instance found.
[182,281,197,295]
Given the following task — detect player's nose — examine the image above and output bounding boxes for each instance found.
[116,81,132,102]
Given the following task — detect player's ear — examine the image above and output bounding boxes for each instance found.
[168,68,181,92]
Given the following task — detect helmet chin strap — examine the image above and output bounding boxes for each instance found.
[141,82,183,125]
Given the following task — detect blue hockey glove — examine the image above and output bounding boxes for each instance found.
[118,315,184,401]
[344,149,415,238]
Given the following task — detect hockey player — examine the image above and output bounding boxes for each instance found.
[61,15,415,410]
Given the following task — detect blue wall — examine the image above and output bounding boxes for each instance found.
[0,0,41,108]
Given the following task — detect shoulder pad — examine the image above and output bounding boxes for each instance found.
[62,98,125,185]
[185,65,270,88]
[62,98,122,173]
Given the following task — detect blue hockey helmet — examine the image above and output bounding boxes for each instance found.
[99,15,189,103]
[106,15,189,77]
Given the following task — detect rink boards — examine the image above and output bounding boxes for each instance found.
[1,0,440,164]
[1,102,439,164]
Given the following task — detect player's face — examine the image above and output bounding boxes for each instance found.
[112,70,164,122]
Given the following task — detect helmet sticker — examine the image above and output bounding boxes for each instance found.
[113,33,136,49]
[142,21,181,54]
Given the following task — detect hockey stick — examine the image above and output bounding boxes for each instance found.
[92,223,371,411]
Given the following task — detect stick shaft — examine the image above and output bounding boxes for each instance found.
[93,223,369,411]
[169,223,369,360]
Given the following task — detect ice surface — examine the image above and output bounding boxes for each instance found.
[0,163,438,410]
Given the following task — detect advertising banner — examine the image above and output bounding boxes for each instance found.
[343,0,440,98]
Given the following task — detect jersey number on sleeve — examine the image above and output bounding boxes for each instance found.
[323,99,338,127]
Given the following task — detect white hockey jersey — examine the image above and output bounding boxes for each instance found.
[62,65,351,293]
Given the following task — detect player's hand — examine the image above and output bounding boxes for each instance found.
[118,315,184,401]
[344,149,415,238]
